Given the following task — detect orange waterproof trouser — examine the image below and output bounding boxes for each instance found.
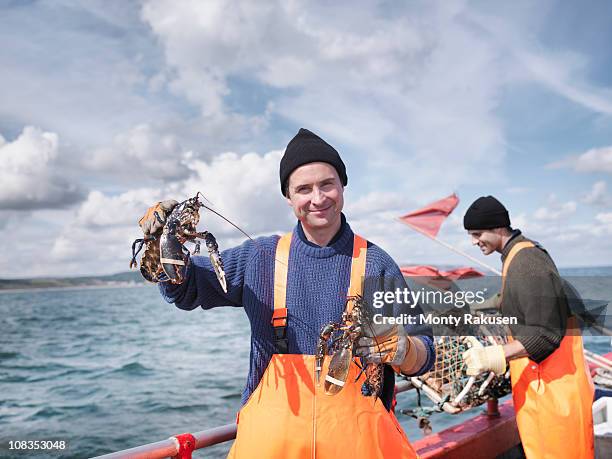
[228,354,418,458]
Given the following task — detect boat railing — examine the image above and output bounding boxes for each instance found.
[91,380,414,459]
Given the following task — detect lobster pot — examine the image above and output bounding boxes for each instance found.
[415,319,512,413]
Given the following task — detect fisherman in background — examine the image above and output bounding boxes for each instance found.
[461,195,594,459]
[139,128,435,458]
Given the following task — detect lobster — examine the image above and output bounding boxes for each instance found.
[316,295,384,398]
[130,192,248,292]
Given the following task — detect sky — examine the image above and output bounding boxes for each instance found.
[1,0,612,278]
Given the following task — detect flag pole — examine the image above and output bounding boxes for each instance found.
[397,219,502,276]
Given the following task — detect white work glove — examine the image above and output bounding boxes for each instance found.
[355,325,409,366]
[138,199,179,237]
[462,344,506,376]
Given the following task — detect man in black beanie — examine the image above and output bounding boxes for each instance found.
[462,196,594,459]
[278,128,348,247]
[462,195,511,255]
[137,127,434,458]
[280,128,347,196]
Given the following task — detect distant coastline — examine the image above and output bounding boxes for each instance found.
[0,281,150,294]
[0,271,147,292]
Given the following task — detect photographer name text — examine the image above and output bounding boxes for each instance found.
[373,313,517,326]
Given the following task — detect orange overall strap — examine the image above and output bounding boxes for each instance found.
[347,235,367,312]
[272,232,292,353]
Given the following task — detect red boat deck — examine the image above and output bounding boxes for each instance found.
[414,400,521,458]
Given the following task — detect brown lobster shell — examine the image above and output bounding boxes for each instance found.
[139,237,164,283]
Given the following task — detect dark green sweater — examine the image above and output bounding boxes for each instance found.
[501,231,569,363]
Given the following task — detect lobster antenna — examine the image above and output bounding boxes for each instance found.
[199,202,254,241]
[196,192,216,208]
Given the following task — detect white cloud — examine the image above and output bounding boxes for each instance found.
[583,181,612,208]
[0,126,84,210]
[511,212,529,230]
[595,212,612,225]
[139,0,612,204]
[506,187,529,194]
[85,124,193,182]
[533,197,577,222]
[140,0,276,143]
[51,224,136,263]
[141,0,509,195]
[75,188,167,228]
[50,188,169,264]
[549,147,612,174]
[344,191,414,217]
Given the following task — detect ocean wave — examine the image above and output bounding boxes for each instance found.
[141,402,212,414]
[0,351,19,360]
[26,406,64,420]
[0,362,73,373]
[107,362,153,376]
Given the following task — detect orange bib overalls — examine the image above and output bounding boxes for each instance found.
[503,242,594,459]
[227,232,418,458]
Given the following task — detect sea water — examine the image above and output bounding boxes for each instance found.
[1,269,611,458]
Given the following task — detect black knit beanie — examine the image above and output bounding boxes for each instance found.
[279,128,347,196]
[463,196,511,230]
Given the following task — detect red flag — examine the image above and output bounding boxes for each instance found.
[401,265,484,290]
[399,193,459,237]
[400,265,484,280]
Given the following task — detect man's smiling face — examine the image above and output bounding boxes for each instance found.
[468,228,504,255]
[285,162,344,233]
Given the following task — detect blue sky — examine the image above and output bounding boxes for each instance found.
[1,0,611,277]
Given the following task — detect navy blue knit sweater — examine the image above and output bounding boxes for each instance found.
[159,215,434,410]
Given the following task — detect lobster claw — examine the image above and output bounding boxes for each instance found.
[208,250,227,293]
[193,239,226,292]
[201,232,227,293]
[324,346,352,395]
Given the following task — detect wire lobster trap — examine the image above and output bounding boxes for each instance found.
[408,320,512,415]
